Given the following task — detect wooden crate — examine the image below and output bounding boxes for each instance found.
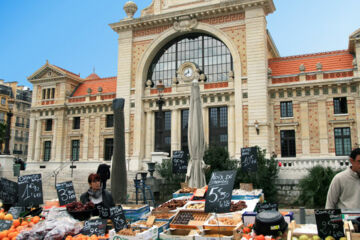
[344,221,360,240]
[170,210,211,229]
[287,220,318,240]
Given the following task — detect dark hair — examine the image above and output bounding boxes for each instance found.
[88,173,101,184]
[350,148,360,160]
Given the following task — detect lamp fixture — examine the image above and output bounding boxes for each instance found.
[254,120,260,135]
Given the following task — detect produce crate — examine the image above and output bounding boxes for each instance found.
[203,213,243,232]
[183,201,206,211]
[344,220,360,240]
[159,228,200,240]
[195,230,234,240]
[170,210,211,229]
[131,220,169,235]
[109,226,158,240]
[286,220,318,240]
[141,212,176,223]
[122,204,150,222]
[173,189,194,198]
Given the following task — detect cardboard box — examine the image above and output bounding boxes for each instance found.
[194,230,234,240]
[159,229,199,240]
[109,226,158,240]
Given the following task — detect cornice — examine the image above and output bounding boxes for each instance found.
[110,0,274,33]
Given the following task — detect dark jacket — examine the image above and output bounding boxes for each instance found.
[80,189,115,208]
[97,164,110,181]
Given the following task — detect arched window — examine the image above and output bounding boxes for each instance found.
[147,33,233,87]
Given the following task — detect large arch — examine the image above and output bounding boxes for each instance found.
[132,21,244,169]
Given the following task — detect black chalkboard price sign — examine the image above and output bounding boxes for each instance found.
[8,207,25,219]
[256,202,278,213]
[55,181,76,206]
[241,147,257,172]
[0,178,18,204]
[17,174,43,207]
[0,220,13,231]
[172,150,188,173]
[110,206,127,232]
[314,209,345,240]
[205,170,236,213]
[81,219,107,236]
[97,205,111,219]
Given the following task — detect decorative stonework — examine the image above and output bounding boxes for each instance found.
[132,40,153,88]
[299,64,305,72]
[133,25,171,38]
[242,105,249,147]
[173,16,198,32]
[200,12,245,25]
[316,62,322,70]
[123,1,138,19]
[308,102,320,154]
[146,79,153,88]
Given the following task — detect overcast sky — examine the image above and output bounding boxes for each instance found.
[0,0,359,87]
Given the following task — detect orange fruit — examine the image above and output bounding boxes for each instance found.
[4,214,13,221]
[21,221,28,227]
[3,237,10,240]
[32,216,40,224]
[0,231,7,238]
[16,226,24,232]
[0,212,5,220]
[7,232,17,239]
[12,220,20,227]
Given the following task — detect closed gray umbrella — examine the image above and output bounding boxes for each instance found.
[186,80,206,188]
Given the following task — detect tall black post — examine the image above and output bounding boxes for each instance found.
[3,111,12,155]
[156,98,164,152]
[111,98,127,204]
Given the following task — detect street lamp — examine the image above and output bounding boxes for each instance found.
[156,80,165,152]
[4,99,14,155]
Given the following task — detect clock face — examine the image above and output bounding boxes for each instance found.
[183,67,193,77]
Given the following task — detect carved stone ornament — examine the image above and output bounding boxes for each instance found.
[123,1,138,19]
[98,86,103,92]
[228,71,234,82]
[267,68,272,76]
[177,62,200,83]
[200,73,206,82]
[316,62,323,70]
[146,79,153,88]
[87,88,92,94]
[299,64,306,72]
[353,58,357,68]
[173,16,198,32]
[172,77,179,85]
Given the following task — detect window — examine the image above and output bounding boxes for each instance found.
[280,101,293,118]
[155,111,171,154]
[209,107,228,148]
[104,138,114,161]
[280,130,296,157]
[73,117,80,129]
[334,128,351,156]
[42,88,55,100]
[71,140,80,161]
[334,97,348,114]
[0,113,4,123]
[43,141,51,161]
[45,119,52,131]
[1,98,5,105]
[181,110,189,155]
[106,114,114,128]
[148,33,233,87]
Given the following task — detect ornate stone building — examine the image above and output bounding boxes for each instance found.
[26,0,360,187]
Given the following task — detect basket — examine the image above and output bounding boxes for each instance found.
[67,209,93,221]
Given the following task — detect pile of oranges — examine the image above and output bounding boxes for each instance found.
[0,214,40,240]
[65,233,109,240]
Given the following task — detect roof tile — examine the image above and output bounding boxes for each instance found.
[72,76,116,97]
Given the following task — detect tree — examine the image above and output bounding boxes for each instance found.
[0,122,7,153]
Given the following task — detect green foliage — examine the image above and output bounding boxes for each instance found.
[0,122,6,153]
[235,147,279,203]
[297,165,339,208]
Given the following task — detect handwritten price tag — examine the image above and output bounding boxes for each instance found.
[315,209,344,240]
[18,174,43,207]
[56,181,76,206]
[241,147,257,172]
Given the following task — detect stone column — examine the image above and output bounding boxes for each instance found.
[51,118,57,161]
[55,110,66,162]
[300,102,310,156]
[202,107,209,146]
[228,104,236,158]
[145,111,153,160]
[33,119,42,162]
[246,7,270,150]
[171,109,180,153]
[319,100,329,155]
[27,115,36,161]
[82,117,90,161]
[93,115,101,161]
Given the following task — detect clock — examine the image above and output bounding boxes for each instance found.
[183,67,193,78]
[177,62,199,82]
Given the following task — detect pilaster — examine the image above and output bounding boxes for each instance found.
[55,110,65,162]
[318,100,329,155]
[82,117,90,161]
[300,102,310,156]
[171,109,180,153]
[228,104,235,158]
[33,119,42,161]
[27,115,36,161]
[145,111,154,160]
[93,116,101,160]
[51,119,57,161]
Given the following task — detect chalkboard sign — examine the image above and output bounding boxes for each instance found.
[205,170,236,213]
[172,151,187,173]
[55,181,76,206]
[18,174,43,207]
[81,219,107,236]
[256,202,278,213]
[241,147,257,172]
[97,205,111,219]
[0,220,13,231]
[0,178,18,204]
[8,207,25,219]
[110,206,127,232]
[314,209,345,239]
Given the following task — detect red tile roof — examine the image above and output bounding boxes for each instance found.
[85,73,100,80]
[72,76,116,97]
[268,50,354,76]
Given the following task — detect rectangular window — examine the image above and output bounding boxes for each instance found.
[106,114,114,128]
[209,107,228,148]
[280,130,296,157]
[155,111,171,154]
[333,97,348,114]
[42,89,46,99]
[1,98,5,105]
[51,88,55,99]
[45,119,52,131]
[334,128,351,156]
[71,140,80,161]
[280,101,293,118]
[104,138,114,161]
[43,141,51,161]
[73,117,80,129]
[181,109,189,155]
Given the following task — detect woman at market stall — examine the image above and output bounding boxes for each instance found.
[80,173,115,209]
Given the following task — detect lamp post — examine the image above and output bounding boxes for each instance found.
[156,80,165,152]
[4,99,14,155]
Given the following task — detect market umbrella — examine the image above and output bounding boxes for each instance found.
[185,80,206,188]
